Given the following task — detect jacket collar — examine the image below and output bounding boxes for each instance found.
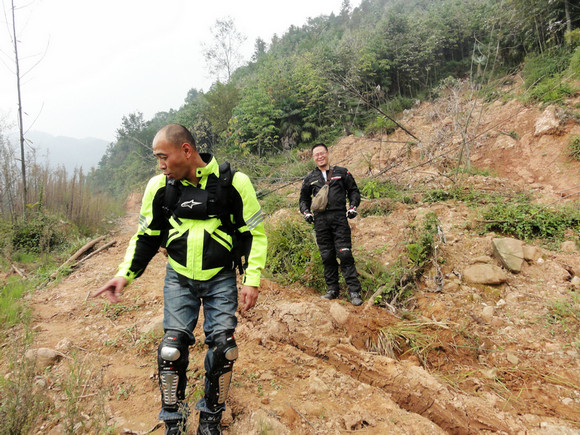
[195,153,219,179]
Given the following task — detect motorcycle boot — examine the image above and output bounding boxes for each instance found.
[321,288,339,300]
[197,411,222,435]
[165,419,187,435]
[350,292,363,306]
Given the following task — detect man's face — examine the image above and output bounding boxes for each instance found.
[153,137,190,180]
[312,146,329,169]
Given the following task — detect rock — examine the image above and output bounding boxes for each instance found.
[55,338,72,352]
[561,241,578,253]
[329,302,350,325]
[481,306,495,323]
[464,264,507,285]
[571,276,580,290]
[522,245,541,262]
[506,353,519,365]
[471,255,493,264]
[492,238,524,273]
[534,105,560,136]
[141,315,164,336]
[25,348,62,370]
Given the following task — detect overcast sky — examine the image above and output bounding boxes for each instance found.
[0,0,360,143]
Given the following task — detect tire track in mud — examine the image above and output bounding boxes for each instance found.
[243,299,527,434]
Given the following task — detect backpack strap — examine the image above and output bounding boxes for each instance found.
[216,162,246,275]
[162,177,181,220]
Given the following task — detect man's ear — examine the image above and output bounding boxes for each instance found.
[182,142,193,157]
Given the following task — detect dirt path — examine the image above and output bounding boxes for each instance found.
[24,89,580,434]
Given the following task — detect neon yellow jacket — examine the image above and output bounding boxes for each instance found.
[116,154,267,287]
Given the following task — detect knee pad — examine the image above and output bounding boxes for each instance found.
[158,330,189,412]
[337,247,354,264]
[205,331,238,410]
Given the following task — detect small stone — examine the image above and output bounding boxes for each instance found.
[506,353,519,365]
[481,306,495,323]
[561,241,578,253]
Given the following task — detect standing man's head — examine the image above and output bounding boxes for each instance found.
[312,143,330,171]
[153,124,205,183]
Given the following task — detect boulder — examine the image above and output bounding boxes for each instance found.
[534,105,560,136]
[464,264,507,285]
[492,238,524,273]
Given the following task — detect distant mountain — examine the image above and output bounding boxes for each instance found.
[10,131,109,172]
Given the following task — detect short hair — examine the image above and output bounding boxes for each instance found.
[311,143,327,152]
[161,124,196,149]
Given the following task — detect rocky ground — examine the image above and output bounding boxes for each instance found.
[6,77,580,434]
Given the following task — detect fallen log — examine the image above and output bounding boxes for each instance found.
[73,240,116,267]
[50,236,105,279]
[11,263,27,279]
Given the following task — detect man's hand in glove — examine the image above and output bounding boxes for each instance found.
[346,207,357,219]
[303,212,314,224]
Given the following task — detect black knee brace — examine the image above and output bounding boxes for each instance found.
[205,331,238,411]
[158,330,189,412]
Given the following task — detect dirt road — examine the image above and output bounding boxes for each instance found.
[25,88,580,434]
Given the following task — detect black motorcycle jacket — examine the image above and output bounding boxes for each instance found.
[299,165,360,214]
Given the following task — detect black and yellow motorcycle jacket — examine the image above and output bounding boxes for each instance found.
[116,154,267,287]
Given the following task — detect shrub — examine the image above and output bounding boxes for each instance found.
[265,215,325,291]
[11,212,68,253]
[481,201,580,242]
[568,135,580,161]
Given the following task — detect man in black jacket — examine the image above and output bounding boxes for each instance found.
[299,143,363,306]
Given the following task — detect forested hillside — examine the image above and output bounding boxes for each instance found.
[88,0,580,196]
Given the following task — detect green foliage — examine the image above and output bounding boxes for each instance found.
[260,193,295,216]
[0,277,31,331]
[529,74,574,103]
[423,186,498,205]
[365,116,397,135]
[374,212,440,305]
[568,135,580,161]
[522,48,576,103]
[0,334,51,433]
[265,216,325,291]
[11,212,68,253]
[481,201,580,243]
[567,46,580,79]
[360,178,408,201]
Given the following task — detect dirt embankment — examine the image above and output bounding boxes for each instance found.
[13,82,580,434]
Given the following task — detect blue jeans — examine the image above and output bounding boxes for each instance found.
[158,264,238,422]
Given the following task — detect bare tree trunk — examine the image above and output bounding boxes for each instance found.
[563,0,571,35]
[10,0,27,219]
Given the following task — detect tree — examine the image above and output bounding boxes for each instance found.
[7,0,27,217]
[203,17,247,82]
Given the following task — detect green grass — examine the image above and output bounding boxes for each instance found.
[0,277,32,332]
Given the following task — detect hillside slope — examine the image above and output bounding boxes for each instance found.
[16,80,580,434]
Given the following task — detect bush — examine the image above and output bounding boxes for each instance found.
[481,201,580,242]
[360,178,409,201]
[568,135,580,161]
[522,48,571,89]
[11,213,68,253]
[265,215,325,291]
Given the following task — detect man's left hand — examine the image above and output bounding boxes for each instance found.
[240,285,259,312]
[346,206,357,219]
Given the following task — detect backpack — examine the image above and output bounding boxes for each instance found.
[162,162,248,274]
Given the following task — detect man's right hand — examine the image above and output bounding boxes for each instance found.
[303,212,314,224]
[93,277,128,304]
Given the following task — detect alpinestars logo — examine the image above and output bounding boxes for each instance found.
[181,200,202,209]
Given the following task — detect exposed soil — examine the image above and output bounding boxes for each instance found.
[10,78,580,434]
